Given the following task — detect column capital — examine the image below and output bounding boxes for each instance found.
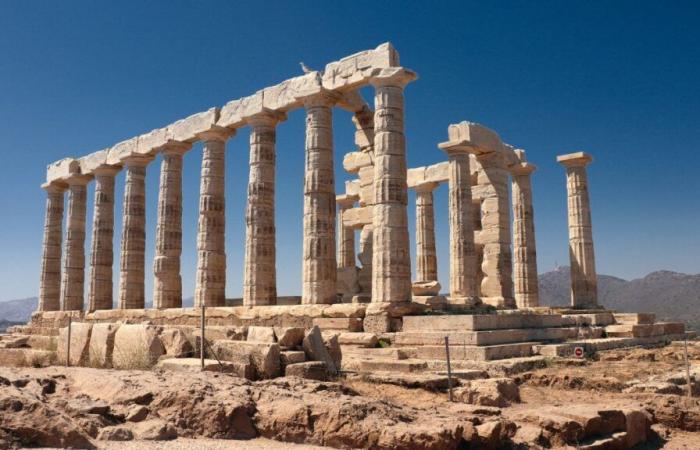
[369,67,418,88]
[246,110,287,127]
[336,194,358,208]
[301,90,341,108]
[121,154,154,168]
[160,140,193,156]
[439,140,492,157]
[93,164,122,177]
[65,174,93,186]
[413,181,439,193]
[510,162,537,176]
[41,181,68,193]
[557,151,593,168]
[196,126,235,143]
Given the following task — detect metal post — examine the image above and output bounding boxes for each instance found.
[445,336,453,402]
[200,303,205,370]
[66,315,72,367]
[684,332,692,398]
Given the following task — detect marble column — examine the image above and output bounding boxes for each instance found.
[61,175,92,311]
[88,166,120,311]
[414,182,438,284]
[302,93,337,304]
[118,155,152,309]
[336,196,357,269]
[38,182,66,311]
[154,142,191,309]
[557,152,597,309]
[194,129,232,307]
[511,160,539,308]
[243,112,284,306]
[440,143,477,301]
[369,68,416,303]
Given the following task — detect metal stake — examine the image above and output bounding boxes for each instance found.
[66,315,72,367]
[445,336,453,402]
[684,331,692,398]
[200,303,206,370]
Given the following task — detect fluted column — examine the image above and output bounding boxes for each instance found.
[88,166,120,311]
[61,175,91,311]
[414,182,438,283]
[194,129,232,307]
[337,196,357,269]
[38,182,67,311]
[558,152,597,309]
[154,142,191,309]
[440,143,477,301]
[244,112,285,306]
[118,155,152,309]
[302,93,337,304]
[370,68,416,303]
[511,161,539,308]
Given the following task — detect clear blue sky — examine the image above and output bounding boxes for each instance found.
[0,1,698,301]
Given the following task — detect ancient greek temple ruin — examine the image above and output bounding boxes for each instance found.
[37,43,599,315]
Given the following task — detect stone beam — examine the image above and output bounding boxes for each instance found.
[441,121,503,156]
[343,151,373,173]
[407,161,450,188]
[46,158,81,184]
[342,206,372,229]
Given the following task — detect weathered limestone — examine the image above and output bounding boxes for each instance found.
[38,183,66,312]
[438,141,478,303]
[413,182,439,294]
[370,68,416,303]
[88,166,120,312]
[557,152,597,309]
[194,129,232,307]
[302,93,338,304]
[61,175,92,311]
[244,112,285,306]
[336,195,357,269]
[118,155,152,310]
[510,154,539,308]
[154,143,190,309]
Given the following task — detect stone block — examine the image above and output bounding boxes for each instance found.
[337,267,359,298]
[414,342,533,361]
[112,324,165,370]
[411,280,441,296]
[345,179,361,196]
[337,332,378,348]
[57,322,92,366]
[166,107,219,143]
[425,161,449,183]
[312,317,363,332]
[442,121,502,155]
[212,340,281,379]
[263,72,321,110]
[0,348,54,367]
[247,326,276,343]
[285,361,329,381]
[78,149,110,175]
[343,151,373,173]
[273,327,305,347]
[217,92,264,129]
[364,312,391,334]
[280,350,306,367]
[454,378,520,407]
[359,359,427,373]
[46,158,80,183]
[401,314,563,331]
[341,206,372,229]
[89,323,119,368]
[661,322,685,335]
[322,43,400,91]
[159,328,193,357]
[614,313,655,325]
[156,358,254,379]
[136,127,168,155]
[302,326,338,374]
[106,137,138,165]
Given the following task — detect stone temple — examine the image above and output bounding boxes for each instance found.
[0,43,687,374]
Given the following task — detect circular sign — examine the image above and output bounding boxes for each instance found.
[574,346,584,358]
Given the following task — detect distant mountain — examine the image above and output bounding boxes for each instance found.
[540,267,700,331]
[0,297,37,323]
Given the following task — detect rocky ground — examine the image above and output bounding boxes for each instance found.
[1,342,699,449]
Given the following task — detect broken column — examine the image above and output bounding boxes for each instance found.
[558,152,598,309]
[413,182,440,295]
[369,68,416,303]
[61,175,92,311]
[244,112,285,306]
[38,182,66,311]
[302,93,338,304]
[118,155,152,309]
[510,152,539,308]
[88,166,120,311]
[154,142,191,309]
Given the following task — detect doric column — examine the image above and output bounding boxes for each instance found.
[154,142,191,309]
[337,195,357,269]
[38,182,67,311]
[118,155,152,309]
[87,166,120,311]
[61,175,92,311]
[558,152,598,309]
[511,159,539,308]
[369,68,416,303]
[414,182,438,284]
[302,93,338,304]
[243,112,285,306]
[194,129,232,307]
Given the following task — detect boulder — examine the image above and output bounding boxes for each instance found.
[159,328,193,357]
[247,326,276,343]
[454,378,520,407]
[57,322,92,366]
[285,361,329,381]
[112,325,165,370]
[273,327,305,347]
[132,419,177,441]
[303,326,338,375]
[212,340,281,379]
[338,332,378,348]
[89,323,119,368]
[126,405,150,422]
[97,426,134,441]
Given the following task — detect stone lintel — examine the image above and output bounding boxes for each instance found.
[166,107,220,143]
[335,90,370,113]
[413,181,439,193]
[322,42,401,91]
[343,151,373,173]
[343,206,372,229]
[510,162,537,176]
[337,194,359,207]
[557,151,593,167]
[345,180,361,197]
[438,140,492,156]
[78,149,112,176]
[136,127,168,155]
[197,125,235,143]
[41,180,68,192]
[444,121,503,155]
[368,67,418,88]
[407,161,449,188]
[106,137,138,166]
[46,158,81,184]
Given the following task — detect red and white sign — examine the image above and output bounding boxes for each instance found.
[573,346,585,358]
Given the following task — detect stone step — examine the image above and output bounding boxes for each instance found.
[337,332,378,347]
[393,327,579,347]
[0,348,55,367]
[402,313,563,332]
[606,323,670,338]
[312,317,363,332]
[358,358,428,373]
[561,312,615,326]
[26,335,57,351]
[413,342,534,361]
[433,369,488,380]
[342,346,411,360]
[613,313,655,325]
[156,358,254,379]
